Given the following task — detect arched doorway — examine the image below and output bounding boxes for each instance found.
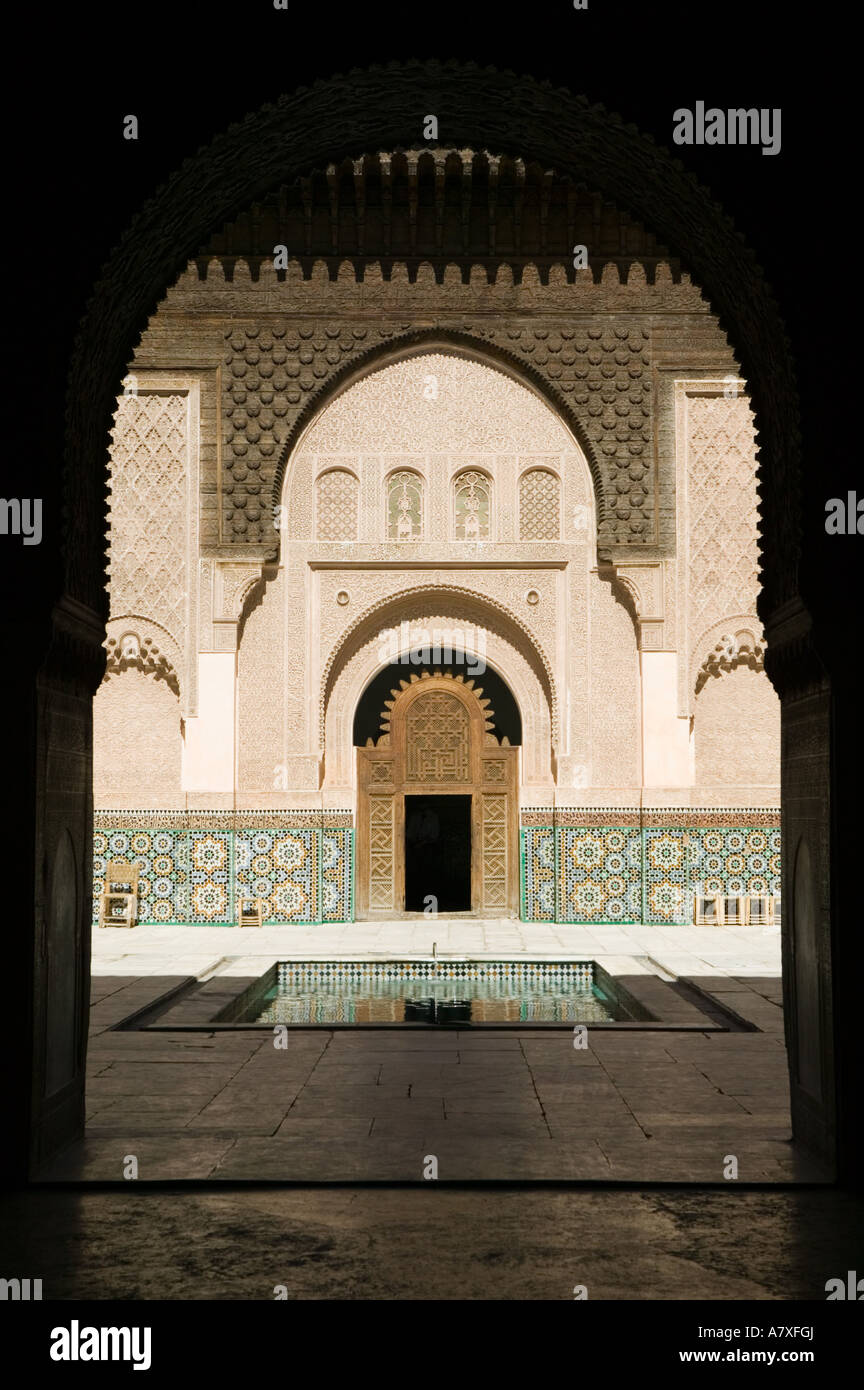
[9,61,853,1187]
[356,672,518,917]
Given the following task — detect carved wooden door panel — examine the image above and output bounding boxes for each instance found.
[356,672,517,917]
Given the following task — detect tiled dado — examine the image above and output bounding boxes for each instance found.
[520,816,781,923]
[93,816,353,925]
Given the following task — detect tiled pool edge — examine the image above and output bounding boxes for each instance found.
[117,961,731,1033]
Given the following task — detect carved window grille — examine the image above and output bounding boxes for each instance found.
[406,693,470,781]
[316,469,359,541]
[453,470,491,541]
[519,468,560,540]
[387,470,423,541]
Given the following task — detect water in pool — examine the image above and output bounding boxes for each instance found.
[227,961,638,1025]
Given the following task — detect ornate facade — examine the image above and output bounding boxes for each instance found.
[92,149,780,926]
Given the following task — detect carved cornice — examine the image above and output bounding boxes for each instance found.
[197,150,678,280]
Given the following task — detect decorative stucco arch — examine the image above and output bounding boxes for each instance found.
[691,614,766,698]
[323,599,555,790]
[102,615,183,699]
[275,331,607,538]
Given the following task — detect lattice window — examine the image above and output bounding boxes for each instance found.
[387,470,423,540]
[453,470,491,541]
[406,693,470,781]
[519,468,560,540]
[316,469,359,541]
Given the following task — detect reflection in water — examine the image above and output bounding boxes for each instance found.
[243,962,620,1025]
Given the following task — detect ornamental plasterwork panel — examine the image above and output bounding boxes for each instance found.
[614,561,665,650]
[519,467,561,540]
[315,467,359,541]
[212,561,263,652]
[221,323,656,549]
[106,376,200,716]
[294,354,574,456]
[675,381,761,716]
[316,579,559,747]
[692,616,766,695]
[102,616,182,697]
[314,568,559,694]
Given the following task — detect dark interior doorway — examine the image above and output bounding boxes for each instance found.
[405,795,471,912]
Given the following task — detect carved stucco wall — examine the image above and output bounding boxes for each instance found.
[675,380,779,795]
[587,574,641,793]
[287,352,581,542]
[93,669,183,808]
[104,379,200,714]
[139,257,718,558]
[269,353,591,783]
[695,666,781,794]
[107,392,188,643]
[94,383,198,809]
[237,569,285,797]
[682,388,761,664]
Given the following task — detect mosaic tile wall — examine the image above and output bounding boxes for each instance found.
[520,820,781,924]
[93,818,353,925]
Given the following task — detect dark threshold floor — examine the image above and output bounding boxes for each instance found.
[2,1188,862,1300]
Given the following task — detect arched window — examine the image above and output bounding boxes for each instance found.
[387,470,423,540]
[453,470,491,541]
[316,469,358,541]
[519,468,560,540]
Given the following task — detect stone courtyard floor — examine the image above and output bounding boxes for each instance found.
[39,919,831,1183]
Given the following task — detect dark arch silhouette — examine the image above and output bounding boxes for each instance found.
[353,651,523,748]
[66,59,800,625]
[24,61,853,1190]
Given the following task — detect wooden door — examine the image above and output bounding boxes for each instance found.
[356,672,518,917]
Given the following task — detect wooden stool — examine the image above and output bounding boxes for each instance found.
[693,893,722,926]
[238,896,264,928]
[99,861,139,929]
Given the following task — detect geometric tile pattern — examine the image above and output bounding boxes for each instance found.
[687,826,781,899]
[95,817,775,927]
[93,829,190,926]
[560,827,642,923]
[235,829,315,924]
[520,827,556,922]
[321,829,353,923]
[93,824,354,926]
[275,961,597,984]
[520,824,781,924]
[642,827,689,925]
